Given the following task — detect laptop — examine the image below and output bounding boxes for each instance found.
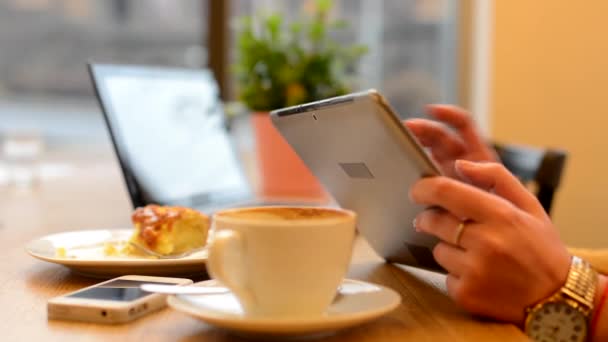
[87,62,311,213]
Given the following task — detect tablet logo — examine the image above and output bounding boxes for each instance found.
[339,162,375,179]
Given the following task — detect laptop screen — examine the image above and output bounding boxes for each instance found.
[89,64,250,208]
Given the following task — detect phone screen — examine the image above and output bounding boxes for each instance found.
[68,279,175,302]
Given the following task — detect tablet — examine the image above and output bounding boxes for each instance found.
[270,89,445,272]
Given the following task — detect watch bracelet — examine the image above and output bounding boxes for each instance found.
[562,256,598,314]
[525,255,599,334]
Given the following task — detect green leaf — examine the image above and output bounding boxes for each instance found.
[264,14,282,42]
[315,0,331,14]
[232,0,368,111]
[289,22,302,35]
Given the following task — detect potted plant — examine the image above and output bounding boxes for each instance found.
[233,0,367,199]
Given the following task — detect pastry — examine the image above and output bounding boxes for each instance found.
[128,204,209,256]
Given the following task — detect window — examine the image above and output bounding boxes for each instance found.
[0,0,206,99]
[230,0,460,118]
[0,0,461,145]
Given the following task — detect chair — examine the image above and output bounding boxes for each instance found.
[493,143,568,216]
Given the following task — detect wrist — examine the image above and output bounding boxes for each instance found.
[590,274,608,342]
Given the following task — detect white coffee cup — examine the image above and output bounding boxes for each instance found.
[207,206,356,317]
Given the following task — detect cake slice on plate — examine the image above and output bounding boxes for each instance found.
[128,204,210,256]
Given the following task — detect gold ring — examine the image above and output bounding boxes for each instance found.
[454,221,467,246]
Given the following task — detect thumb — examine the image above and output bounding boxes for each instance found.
[454,160,547,218]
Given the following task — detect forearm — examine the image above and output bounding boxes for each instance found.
[591,274,608,341]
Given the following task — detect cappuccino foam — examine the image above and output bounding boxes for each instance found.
[217,207,350,222]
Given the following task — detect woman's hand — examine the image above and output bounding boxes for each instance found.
[405,105,498,178]
[410,160,571,324]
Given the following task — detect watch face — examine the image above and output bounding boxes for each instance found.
[527,302,587,342]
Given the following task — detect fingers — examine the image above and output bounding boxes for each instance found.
[414,208,476,249]
[410,176,511,222]
[405,119,466,160]
[426,105,487,150]
[454,160,547,218]
[433,242,468,277]
[446,273,461,299]
[425,105,472,130]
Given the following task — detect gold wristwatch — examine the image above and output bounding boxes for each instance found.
[525,256,598,342]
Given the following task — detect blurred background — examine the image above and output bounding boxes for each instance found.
[1,0,608,248]
[0,0,458,145]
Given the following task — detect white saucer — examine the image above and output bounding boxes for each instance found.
[25,229,207,278]
[167,278,401,339]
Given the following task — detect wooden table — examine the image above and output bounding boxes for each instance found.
[0,146,527,341]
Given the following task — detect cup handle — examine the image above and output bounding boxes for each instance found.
[207,230,254,307]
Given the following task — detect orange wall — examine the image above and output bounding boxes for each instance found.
[491,1,608,247]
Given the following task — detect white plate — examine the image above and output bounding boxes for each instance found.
[167,278,401,339]
[25,229,207,278]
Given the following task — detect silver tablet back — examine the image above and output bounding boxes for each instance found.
[270,89,445,272]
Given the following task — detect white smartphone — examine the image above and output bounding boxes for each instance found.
[270,89,445,272]
[47,275,192,324]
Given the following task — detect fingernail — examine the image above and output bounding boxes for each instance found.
[455,159,473,168]
[412,218,421,232]
[454,160,473,182]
